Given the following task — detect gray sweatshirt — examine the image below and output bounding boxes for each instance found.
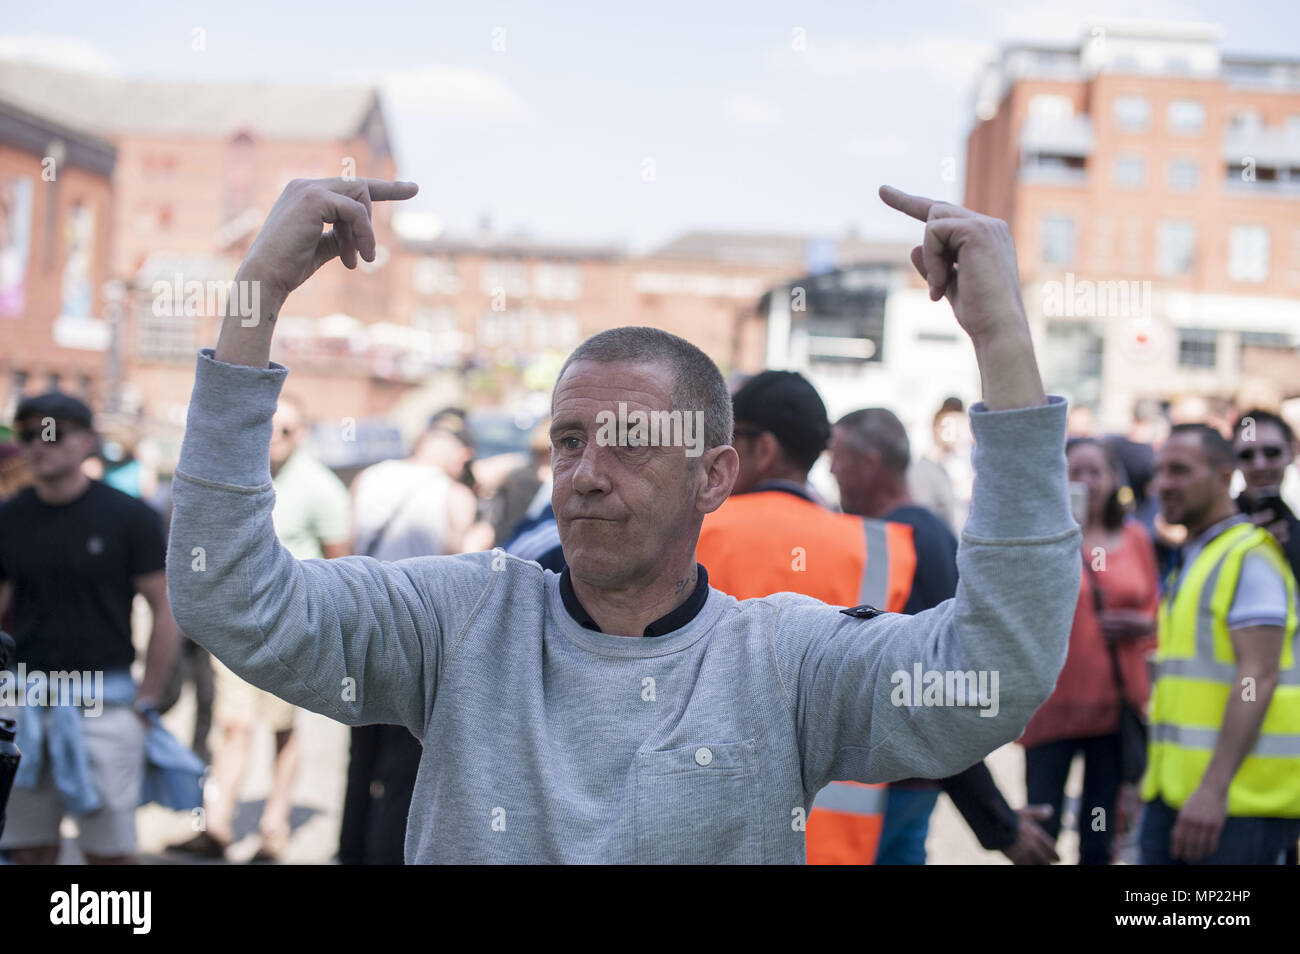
[166,349,1080,864]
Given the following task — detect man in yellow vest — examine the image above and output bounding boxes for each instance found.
[1142,423,1300,863]
[697,370,913,863]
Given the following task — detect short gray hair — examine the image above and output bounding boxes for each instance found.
[835,408,910,475]
[554,326,733,452]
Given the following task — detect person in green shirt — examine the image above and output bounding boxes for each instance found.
[171,392,350,862]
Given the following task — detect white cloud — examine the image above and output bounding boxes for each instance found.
[724,94,782,126]
[377,65,528,121]
[768,34,996,89]
[982,2,1212,46]
[847,132,909,158]
[0,34,120,74]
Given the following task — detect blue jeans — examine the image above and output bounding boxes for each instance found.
[875,784,941,864]
[1024,734,1123,865]
[1139,796,1300,865]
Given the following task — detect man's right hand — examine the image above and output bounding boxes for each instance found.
[214,177,418,367]
[1001,804,1058,864]
[242,177,419,305]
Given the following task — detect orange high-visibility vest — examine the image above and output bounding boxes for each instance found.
[698,491,916,610]
[698,489,917,864]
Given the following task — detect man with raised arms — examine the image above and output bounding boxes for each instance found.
[165,176,1080,863]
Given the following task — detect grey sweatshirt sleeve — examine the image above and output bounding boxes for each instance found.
[772,395,1080,794]
[164,349,490,734]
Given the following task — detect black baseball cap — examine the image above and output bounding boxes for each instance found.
[14,392,95,431]
[732,370,830,468]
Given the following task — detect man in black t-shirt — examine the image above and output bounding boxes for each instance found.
[0,392,178,864]
[832,406,1059,864]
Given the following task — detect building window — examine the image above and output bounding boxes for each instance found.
[1167,99,1206,134]
[1028,94,1073,121]
[1239,331,1291,349]
[11,369,28,396]
[136,311,197,360]
[480,259,528,298]
[1157,221,1197,276]
[1176,328,1217,368]
[77,374,93,398]
[1229,109,1262,131]
[1168,158,1200,190]
[1114,95,1150,132]
[1041,216,1076,267]
[533,262,582,301]
[1114,155,1146,188]
[413,256,460,295]
[46,372,60,392]
[1228,225,1270,282]
[1043,320,1103,407]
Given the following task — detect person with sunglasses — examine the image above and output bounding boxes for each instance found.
[1231,408,1300,867]
[1233,409,1300,583]
[1140,423,1300,863]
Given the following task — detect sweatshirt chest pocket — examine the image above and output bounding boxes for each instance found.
[634,739,761,864]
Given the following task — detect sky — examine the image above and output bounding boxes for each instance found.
[3,0,1297,252]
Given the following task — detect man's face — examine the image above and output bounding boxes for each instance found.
[422,428,472,480]
[269,401,304,467]
[1066,442,1115,520]
[1153,432,1229,528]
[550,359,734,588]
[17,416,95,481]
[1234,421,1293,497]
[829,426,874,517]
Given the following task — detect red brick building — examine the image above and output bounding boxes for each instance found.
[964,21,1300,428]
[0,97,116,422]
[0,59,400,429]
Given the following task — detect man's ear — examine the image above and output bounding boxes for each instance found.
[755,431,782,473]
[697,444,739,515]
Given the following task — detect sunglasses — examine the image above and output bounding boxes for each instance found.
[1237,445,1286,463]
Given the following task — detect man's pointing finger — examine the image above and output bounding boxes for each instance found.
[364,179,419,202]
[879,184,935,222]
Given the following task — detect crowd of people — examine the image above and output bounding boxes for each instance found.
[2,369,1295,865]
[0,177,1296,865]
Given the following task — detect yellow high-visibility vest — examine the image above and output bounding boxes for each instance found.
[1143,521,1300,817]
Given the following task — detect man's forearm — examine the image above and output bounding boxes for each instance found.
[213,266,284,369]
[1199,675,1278,795]
[972,326,1046,412]
[939,761,1018,851]
[138,612,180,702]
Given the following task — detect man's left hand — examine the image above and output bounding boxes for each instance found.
[878,185,1028,346]
[1170,784,1228,861]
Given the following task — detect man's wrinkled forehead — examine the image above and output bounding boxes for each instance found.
[551,359,674,429]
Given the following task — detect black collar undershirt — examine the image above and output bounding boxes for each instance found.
[559,564,710,637]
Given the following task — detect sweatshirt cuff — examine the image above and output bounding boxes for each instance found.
[963,395,1073,541]
[175,348,289,489]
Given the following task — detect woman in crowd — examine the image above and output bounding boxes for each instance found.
[1018,437,1159,864]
